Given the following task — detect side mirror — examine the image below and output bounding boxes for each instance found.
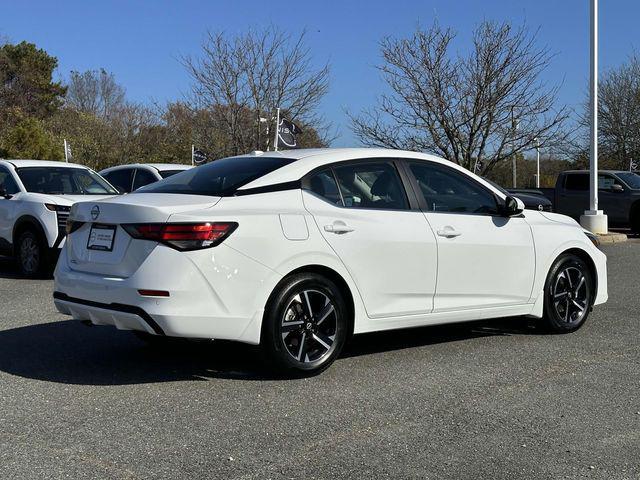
[502,195,524,216]
[0,186,11,199]
[611,184,624,193]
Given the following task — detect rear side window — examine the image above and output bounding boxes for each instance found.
[0,167,19,195]
[333,163,408,210]
[104,169,134,193]
[137,156,294,196]
[132,169,158,190]
[309,170,342,205]
[565,173,589,191]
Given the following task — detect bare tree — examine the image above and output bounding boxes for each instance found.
[181,26,331,156]
[66,69,126,119]
[598,54,640,169]
[350,21,570,174]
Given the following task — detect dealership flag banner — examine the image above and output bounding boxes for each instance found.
[273,108,302,150]
[191,145,209,165]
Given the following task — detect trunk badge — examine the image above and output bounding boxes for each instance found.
[91,205,100,220]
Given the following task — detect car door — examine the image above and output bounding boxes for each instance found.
[597,173,627,223]
[557,173,589,219]
[405,160,535,312]
[302,160,438,318]
[0,166,20,247]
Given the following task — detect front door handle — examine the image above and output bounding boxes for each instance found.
[436,227,462,238]
[324,222,354,234]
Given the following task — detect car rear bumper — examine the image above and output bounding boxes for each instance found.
[53,243,281,344]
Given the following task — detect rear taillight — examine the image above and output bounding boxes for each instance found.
[122,222,237,251]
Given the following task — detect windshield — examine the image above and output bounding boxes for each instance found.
[159,169,189,179]
[617,172,640,189]
[16,167,118,195]
[137,156,295,196]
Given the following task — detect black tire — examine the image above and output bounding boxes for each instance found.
[262,273,349,375]
[630,209,640,233]
[16,229,49,278]
[542,253,594,333]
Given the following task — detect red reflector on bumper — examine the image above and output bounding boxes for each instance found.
[137,290,170,297]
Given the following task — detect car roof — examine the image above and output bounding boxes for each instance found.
[238,148,466,190]
[100,163,192,173]
[0,159,90,169]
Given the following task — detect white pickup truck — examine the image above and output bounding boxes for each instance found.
[0,160,118,276]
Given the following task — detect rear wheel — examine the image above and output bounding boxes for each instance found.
[16,230,49,278]
[542,254,594,333]
[262,273,348,375]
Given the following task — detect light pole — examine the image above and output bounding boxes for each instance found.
[580,0,608,233]
[511,108,519,188]
[535,137,540,189]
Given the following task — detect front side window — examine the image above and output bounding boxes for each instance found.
[137,156,294,196]
[0,167,19,195]
[16,167,118,195]
[616,172,640,190]
[598,174,623,191]
[332,162,409,210]
[104,169,134,193]
[132,169,158,190]
[409,162,498,214]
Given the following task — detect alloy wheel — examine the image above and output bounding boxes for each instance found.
[280,289,338,364]
[20,236,40,275]
[552,266,589,324]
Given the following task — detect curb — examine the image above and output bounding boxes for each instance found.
[595,232,628,244]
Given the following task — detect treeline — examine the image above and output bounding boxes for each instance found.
[1,22,638,180]
[0,28,330,170]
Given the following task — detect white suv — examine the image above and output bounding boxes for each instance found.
[100,164,192,194]
[0,160,117,276]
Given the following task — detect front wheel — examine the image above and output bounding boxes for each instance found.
[542,254,594,333]
[16,230,48,278]
[262,273,349,375]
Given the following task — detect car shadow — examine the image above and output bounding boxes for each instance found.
[0,256,53,280]
[0,316,541,385]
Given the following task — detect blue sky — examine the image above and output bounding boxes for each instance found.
[2,0,638,146]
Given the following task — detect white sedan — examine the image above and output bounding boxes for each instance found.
[53,148,607,374]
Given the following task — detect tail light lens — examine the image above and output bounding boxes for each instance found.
[122,222,238,251]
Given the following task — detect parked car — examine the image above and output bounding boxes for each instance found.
[0,160,118,276]
[482,178,553,212]
[100,163,192,193]
[53,148,607,374]
[540,170,640,231]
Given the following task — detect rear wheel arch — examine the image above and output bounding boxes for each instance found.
[262,264,355,339]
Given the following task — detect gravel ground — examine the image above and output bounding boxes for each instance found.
[0,243,638,479]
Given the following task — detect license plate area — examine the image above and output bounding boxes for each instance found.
[87,224,117,252]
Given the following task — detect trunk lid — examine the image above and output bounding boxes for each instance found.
[66,193,220,277]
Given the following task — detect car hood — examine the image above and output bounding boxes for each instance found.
[512,192,552,206]
[23,193,117,206]
[540,211,581,227]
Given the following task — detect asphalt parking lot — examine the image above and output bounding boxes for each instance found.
[0,243,639,480]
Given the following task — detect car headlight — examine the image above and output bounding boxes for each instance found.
[583,230,600,248]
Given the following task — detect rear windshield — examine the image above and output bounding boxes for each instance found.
[136,156,294,196]
[16,167,118,195]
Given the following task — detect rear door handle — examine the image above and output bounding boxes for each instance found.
[436,228,462,238]
[324,222,354,234]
